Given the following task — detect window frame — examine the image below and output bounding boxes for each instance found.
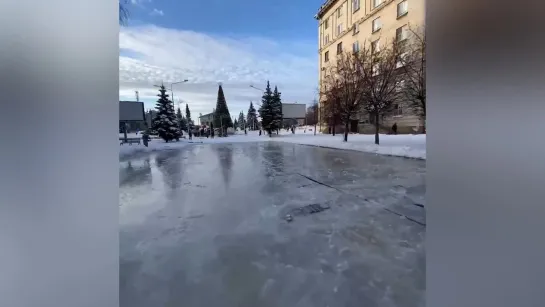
[353,41,360,53]
[372,17,381,33]
[337,42,343,54]
[397,0,408,18]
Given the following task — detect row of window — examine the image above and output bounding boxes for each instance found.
[323,0,408,47]
[324,24,409,64]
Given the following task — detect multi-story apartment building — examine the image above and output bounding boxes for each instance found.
[315,0,425,134]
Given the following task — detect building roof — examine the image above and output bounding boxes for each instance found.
[199,112,214,118]
[314,0,339,20]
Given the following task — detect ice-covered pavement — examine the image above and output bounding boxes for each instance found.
[120,142,425,307]
[119,130,426,160]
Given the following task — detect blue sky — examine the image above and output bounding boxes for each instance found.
[120,0,321,120]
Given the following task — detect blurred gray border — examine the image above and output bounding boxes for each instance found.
[427,0,545,306]
[0,1,119,307]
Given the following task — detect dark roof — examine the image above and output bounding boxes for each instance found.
[315,0,339,19]
[199,112,214,118]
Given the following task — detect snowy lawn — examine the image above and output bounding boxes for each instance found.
[270,132,426,160]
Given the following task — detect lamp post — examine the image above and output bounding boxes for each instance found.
[170,80,189,109]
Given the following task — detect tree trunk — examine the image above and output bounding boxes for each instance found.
[343,121,349,142]
[314,123,317,135]
[374,113,380,145]
[332,118,336,136]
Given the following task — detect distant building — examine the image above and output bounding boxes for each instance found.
[119,101,146,133]
[199,112,214,126]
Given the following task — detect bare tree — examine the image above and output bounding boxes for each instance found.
[320,79,341,137]
[321,51,368,142]
[119,0,130,26]
[361,39,405,145]
[400,25,426,132]
[305,99,319,135]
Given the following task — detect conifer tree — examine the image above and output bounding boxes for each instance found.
[238,111,245,130]
[258,81,274,135]
[246,101,258,130]
[271,86,283,133]
[185,104,192,129]
[213,84,233,136]
[152,84,180,142]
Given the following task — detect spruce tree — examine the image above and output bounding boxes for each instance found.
[258,81,274,135]
[152,84,180,142]
[213,84,233,136]
[271,86,283,133]
[185,104,192,129]
[238,111,245,130]
[176,107,188,132]
[234,119,238,130]
[246,101,258,130]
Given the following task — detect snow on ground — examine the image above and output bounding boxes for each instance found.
[119,132,269,158]
[119,130,426,160]
[271,132,426,159]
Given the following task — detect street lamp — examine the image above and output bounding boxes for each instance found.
[170,79,189,109]
[154,79,189,109]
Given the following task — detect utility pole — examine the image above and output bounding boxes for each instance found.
[135,91,139,102]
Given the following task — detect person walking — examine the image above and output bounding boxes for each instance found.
[189,127,193,140]
[392,122,398,135]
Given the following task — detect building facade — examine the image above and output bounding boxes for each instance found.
[315,0,425,134]
[199,112,214,126]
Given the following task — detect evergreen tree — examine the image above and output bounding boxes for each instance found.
[246,101,258,130]
[258,81,275,135]
[271,86,283,132]
[234,118,238,130]
[152,84,180,142]
[185,104,192,129]
[213,84,233,136]
[238,111,246,130]
[176,107,188,132]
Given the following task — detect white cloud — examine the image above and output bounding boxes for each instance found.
[119,24,318,119]
[150,8,164,16]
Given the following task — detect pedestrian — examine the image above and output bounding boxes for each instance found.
[142,132,149,147]
[189,128,193,140]
[259,129,262,136]
[392,122,398,135]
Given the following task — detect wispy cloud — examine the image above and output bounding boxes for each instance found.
[150,8,164,16]
[119,25,318,117]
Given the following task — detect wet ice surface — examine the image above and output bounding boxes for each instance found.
[120,142,426,307]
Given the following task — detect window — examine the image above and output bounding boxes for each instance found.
[337,23,343,35]
[324,34,330,44]
[353,41,360,53]
[392,104,403,116]
[396,25,408,42]
[353,22,360,35]
[324,19,329,29]
[373,0,383,8]
[397,0,408,17]
[396,52,408,68]
[372,17,382,32]
[353,0,360,12]
[337,42,343,54]
[396,80,406,91]
[337,6,343,17]
[324,51,329,62]
[371,39,380,53]
[372,63,380,76]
